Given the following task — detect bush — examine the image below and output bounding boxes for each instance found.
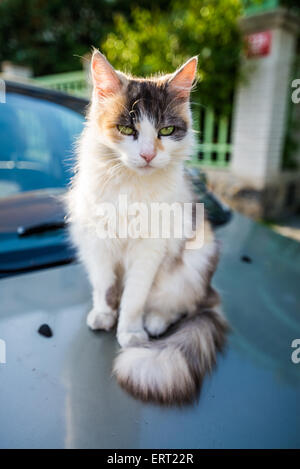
[102,0,243,113]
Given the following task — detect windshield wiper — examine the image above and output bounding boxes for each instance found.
[17,220,66,237]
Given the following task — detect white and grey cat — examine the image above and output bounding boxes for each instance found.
[67,50,228,405]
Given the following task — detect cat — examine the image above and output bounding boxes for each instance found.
[67,49,228,405]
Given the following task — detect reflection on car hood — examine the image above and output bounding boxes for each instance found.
[0,189,65,234]
[0,213,299,448]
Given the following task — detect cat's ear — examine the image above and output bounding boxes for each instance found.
[91,50,124,99]
[168,56,198,99]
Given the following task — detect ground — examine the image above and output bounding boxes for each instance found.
[268,214,300,243]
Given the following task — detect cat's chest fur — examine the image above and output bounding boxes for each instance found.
[70,160,191,265]
[78,160,192,221]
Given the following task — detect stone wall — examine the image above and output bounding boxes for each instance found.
[204,167,300,220]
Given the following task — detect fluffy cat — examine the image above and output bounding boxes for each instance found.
[67,49,228,405]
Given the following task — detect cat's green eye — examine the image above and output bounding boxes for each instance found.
[159,126,175,137]
[117,125,135,136]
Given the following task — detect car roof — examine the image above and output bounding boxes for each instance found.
[4,80,88,114]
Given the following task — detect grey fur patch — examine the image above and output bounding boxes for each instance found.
[199,286,220,310]
[169,241,185,272]
[118,80,188,141]
[105,285,119,310]
[203,241,220,290]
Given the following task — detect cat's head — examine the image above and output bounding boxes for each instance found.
[89,50,197,174]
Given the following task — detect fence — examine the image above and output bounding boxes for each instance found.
[242,0,279,15]
[191,106,232,168]
[33,70,88,97]
[32,71,232,168]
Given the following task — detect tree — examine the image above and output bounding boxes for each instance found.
[102,0,243,113]
[0,0,170,76]
[0,0,243,112]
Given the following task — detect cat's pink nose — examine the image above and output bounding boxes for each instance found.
[140,151,157,163]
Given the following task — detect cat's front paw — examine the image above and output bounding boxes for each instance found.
[87,308,117,331]
[145,311,170,337]
[117,329,148,348]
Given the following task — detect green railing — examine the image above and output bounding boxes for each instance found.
[189,107,232,167]
[242,0,279,15]
[32,71,232,168]
[33,70,88,97]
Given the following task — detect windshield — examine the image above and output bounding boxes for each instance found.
[0,91,84,198]
[0,88,85,277]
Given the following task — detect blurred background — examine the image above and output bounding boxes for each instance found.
[0,0,299,239]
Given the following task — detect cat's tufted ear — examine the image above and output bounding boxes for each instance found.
[91,50,124,99]
[168,56,198,99]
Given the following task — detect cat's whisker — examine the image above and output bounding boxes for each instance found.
[117,101,132,117]
[163,94,183,114]
[100,162,124,192]
[130,99,142,112]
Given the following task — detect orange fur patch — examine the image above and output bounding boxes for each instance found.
[156,138,164,152]
[97,93,127,143]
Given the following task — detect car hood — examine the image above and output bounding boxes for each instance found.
[0,189,72,277]
[0,212,299,449]
[0,189,65,235]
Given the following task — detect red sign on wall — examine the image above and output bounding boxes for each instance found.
[246,31,272,58]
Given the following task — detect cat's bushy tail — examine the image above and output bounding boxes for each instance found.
[113,300,228,406]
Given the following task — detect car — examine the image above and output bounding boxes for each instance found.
[0,82,299,449]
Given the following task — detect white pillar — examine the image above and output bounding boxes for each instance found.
[231,9,299,189]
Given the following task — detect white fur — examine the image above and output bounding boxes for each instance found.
[114,346,193,396]
[66,57,228,405]
[67,55,217,349]
[67,113,216,347]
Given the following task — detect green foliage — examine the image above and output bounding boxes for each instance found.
[0,0,168,76]
[0,0,107,75]
[102,0,243,113]
[0,0,243,112]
